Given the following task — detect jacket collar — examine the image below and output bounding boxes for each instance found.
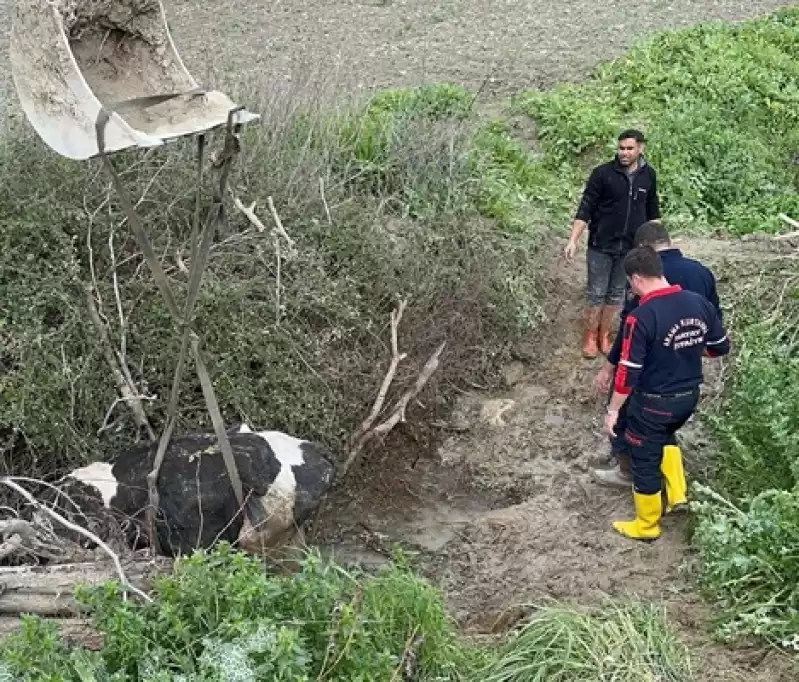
[658,247,683,259]
[612,154,648,173]
[640,284,682,305]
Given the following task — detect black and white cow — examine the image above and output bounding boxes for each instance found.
[61,424,336,557]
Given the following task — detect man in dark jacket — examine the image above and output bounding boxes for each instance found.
[603,246,730,541]
[592,220,723,511]
[564,129,661,358]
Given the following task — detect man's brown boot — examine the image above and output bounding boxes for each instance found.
[598,305,622,356]
[582,307,602,358]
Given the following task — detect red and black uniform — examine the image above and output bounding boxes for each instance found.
[614,285,730,494]
[606,248,722,458]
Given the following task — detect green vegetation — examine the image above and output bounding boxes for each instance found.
[0,545,481,681]
[0,81,547,477]
[505,6,799,650]
[0,545,690,681]
[513,8,799,237]
[482,601,692,682]
[3,3,799,678]
[690,280,799,647]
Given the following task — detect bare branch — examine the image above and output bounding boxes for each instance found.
[85,285,156,440]
[267,196,296,250]
[352,299,408,444]
[231,194,296,326]
[344,340,446,476]
[319,176,333,226]
[778,213,799,231]
[0,478,152,602]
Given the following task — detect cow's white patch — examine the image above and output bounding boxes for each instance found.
[67,462,118,508]
[236,424,308,549]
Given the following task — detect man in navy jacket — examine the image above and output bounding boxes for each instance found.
[603,246,730,541]
[592,221,722,511]
[564,130,661,358]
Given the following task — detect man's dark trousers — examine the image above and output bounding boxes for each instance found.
[623,389,700,494]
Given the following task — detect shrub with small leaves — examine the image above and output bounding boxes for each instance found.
[0,544,481,681]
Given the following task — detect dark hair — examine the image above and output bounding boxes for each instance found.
[634,220,670,247]
[624,246,663,279]
[618,129,646,143]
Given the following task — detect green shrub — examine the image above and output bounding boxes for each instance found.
[692,486,799,647]
[0,544,486,681]
[0,81,546,477]
[514,7,799,236]
[704,321,799,500]
[481,600,694,681]
[692,263,799,648]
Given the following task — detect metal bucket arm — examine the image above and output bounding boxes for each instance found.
[10,0,258,160]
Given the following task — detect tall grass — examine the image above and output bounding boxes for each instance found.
[481,601,693,682]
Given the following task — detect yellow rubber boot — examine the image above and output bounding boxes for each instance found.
[661,445,688,513]
[612,491,662,542]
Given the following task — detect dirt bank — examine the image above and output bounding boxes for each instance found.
[317,235,799,681]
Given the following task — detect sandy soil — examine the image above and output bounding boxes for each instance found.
[318,235,799,681]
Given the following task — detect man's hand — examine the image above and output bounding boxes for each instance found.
[563,239,577,261]
[604,409,618,437]
[593,361,614,395]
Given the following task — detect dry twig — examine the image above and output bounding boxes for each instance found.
[232,193,296,325]
[343,340,446,477]
[0,478,152,602]
[85,285,156,440]
[341,299,446,478]
[351,299,408,444]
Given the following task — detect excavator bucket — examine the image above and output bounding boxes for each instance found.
[10,0,259,160]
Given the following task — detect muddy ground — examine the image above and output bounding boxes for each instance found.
[316,235,799,681]
[2,0,798,677]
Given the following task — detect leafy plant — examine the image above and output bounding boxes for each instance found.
[513,7,799,237]
[692,486,799,647]
[0,544,484,681]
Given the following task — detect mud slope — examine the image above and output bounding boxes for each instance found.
[319,235,799,681]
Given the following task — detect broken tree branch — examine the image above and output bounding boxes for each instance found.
[0,478,151,603]
[267,196,296,250]
[339,299,446,478]
[342,340,446,478]
[85,285,156,440]
[778,213,799,230]
[319,176,333,226]
[0,560,169,617]
[352,299,408,444]
[231,194,295,326]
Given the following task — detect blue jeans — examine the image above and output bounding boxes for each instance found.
[586,247,627,307]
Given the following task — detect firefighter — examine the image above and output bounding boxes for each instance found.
[564,130,661,358]
[604,246,730,541]
[592,220,723,513]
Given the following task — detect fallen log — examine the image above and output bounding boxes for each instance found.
[0,558,171,617]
